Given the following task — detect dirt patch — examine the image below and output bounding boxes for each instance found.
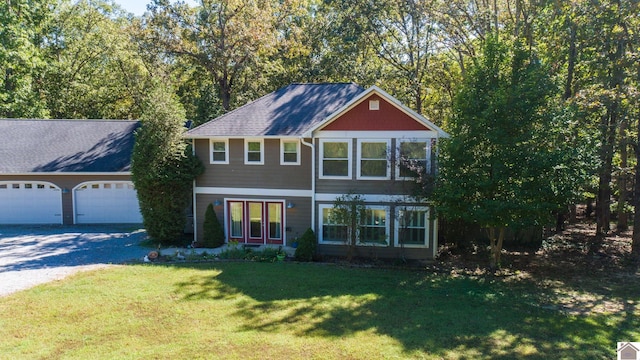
[436,218,639,316]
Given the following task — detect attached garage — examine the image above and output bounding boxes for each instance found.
[0,181,62,224]
[74,181,142,224]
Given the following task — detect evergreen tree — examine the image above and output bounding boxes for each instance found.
[202,203,225,248]
[131,83,203,245]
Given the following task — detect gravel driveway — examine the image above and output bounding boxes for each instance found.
[0,225,148,297]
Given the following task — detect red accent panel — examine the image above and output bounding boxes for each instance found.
[321,95,431,131]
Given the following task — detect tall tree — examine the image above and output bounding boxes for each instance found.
[43,0,149,119]
[434,35,585,269]
[144,0,283,111]
[131,82,203,244]
[0,0,53,117]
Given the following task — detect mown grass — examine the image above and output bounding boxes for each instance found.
[0,262,637,359]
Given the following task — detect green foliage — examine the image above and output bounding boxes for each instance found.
[434,35,588,267]
[202,203,225,248]
[131,83,203,245]
[331,193,366,260]
[294,228,317,262]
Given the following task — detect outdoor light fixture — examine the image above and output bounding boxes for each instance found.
[287,202,295,209]
[214,200,222,206]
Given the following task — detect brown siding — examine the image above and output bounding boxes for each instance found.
[0,174,132,225]
[194,138,312,190]
[317,244,432,261]
[315,138,417,196]
[321,94,430,131]
[194,194,312,246]
[315,201,435,260]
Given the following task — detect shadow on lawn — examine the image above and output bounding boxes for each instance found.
[172,262,637,359]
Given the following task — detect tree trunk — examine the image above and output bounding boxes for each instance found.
[488,226,505,270]
[632,124,640,263]
[617,115,629,230]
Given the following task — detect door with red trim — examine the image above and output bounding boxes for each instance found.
[227,200,284,245]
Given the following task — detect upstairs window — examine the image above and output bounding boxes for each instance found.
[358,140,390,179]
[320,140,351,178]
[210,139,228,164]
[245,139,264,165]
[280,140,300,165]
[398,139,430,179]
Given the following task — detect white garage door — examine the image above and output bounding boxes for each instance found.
[0,181,62,224]
[74,181,142,224]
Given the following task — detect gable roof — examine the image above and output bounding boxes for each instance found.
[0,119,140,173]
[304,85,448,137]
[186,83,366,138]
[185,83,448,139]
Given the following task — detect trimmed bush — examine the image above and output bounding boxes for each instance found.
[294,228,317,262]
[202,203,225,248]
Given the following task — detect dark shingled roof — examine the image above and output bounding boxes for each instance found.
[0,119,140,173]
[186,83,366,137]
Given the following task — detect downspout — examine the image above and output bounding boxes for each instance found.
[300,137,315,234]
[191,139,198,245]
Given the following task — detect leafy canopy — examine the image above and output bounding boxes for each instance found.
[434,35,585,231]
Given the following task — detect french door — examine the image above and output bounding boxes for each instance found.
[227,200,284,245]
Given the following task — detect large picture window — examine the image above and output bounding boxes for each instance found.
[397,140,430,179]
[395,207,429,247]
[320,140,351,178]
[358,140,389,179]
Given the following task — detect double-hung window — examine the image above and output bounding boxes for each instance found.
[397,139,430,179]
[357,140,390,179]
[280,140,300,165]
[245,139,264,165]
[320,140,351,178]
[320,206,348,243]
[395,207,429,247]
[210,139,228,164]
[359,208,388,245]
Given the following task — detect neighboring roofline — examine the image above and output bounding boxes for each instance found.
[0,172,132,176]
[186,135,307,140]
[0,118,139,122]
[302,85,450,138]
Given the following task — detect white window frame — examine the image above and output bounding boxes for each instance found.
[244,139,264,165]
[396,138,431,180]
[280,139,300,165]
[210,138,229,164]
[318,204,390,246]
[394,206,430,248]
[357,139,391,180]
[318,204,347,244]
[358,206,390,246]
[319,139,352,179]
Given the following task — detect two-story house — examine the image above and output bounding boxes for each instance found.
[185,83,448,259]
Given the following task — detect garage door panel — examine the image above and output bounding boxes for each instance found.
[75,182,142,224]
[0,182,62,224]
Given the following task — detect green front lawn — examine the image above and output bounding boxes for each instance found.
[0,262,637,359]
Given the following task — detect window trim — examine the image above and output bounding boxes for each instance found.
[318,204,390,246]
[357,139,391,180]
[210,138,229,164]
[319,139,352,179]
[280,139,300,165]
[394,206,430,248]
[396,138,431,180]
[244,139,264,165]
[358,206,390,246]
